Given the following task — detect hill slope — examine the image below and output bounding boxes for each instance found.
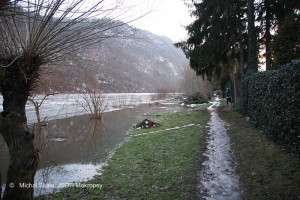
[37,27,188,93]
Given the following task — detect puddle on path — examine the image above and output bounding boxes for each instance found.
[196,98,240,200]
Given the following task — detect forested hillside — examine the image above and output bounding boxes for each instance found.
[36,26,188,94]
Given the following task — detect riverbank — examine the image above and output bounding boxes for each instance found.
[218,104,300,199]
[37,104,210,199]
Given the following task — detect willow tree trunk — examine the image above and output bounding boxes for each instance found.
[0,61,39,200]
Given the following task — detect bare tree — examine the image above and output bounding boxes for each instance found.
[28,92,54,137]
[80,76,107,119]
[180,65,212,98]
[156,87,169,99]
[0,0,145,199]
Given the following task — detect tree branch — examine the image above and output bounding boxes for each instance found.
[0,55,22,68]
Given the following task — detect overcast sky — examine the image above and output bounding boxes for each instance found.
[124,0,194,42]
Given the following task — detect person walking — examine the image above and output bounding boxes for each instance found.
[226,88,232,106]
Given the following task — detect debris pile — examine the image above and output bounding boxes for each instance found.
[135,119,160,129]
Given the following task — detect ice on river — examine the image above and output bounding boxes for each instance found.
[196,98,240,200]
[0,93,174,124]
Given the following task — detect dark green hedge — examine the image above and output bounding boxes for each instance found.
[235,60,300,153]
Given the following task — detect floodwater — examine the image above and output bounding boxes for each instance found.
[196,97,240,200]
[0,95,183,196]
[0,93,179,124]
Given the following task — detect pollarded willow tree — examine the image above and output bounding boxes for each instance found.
[0,0,143,199]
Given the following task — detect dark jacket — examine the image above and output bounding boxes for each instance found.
[226,90,231,98]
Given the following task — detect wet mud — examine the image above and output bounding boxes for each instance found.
[196,98,240,200]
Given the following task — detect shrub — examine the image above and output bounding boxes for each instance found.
[236,60,300,153]
[183,92,209,104]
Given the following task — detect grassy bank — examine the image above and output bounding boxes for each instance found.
[218,105,300,200]
[128,103,211,136]
[38,106,209,199]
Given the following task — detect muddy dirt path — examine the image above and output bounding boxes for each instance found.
[196,98,240,200]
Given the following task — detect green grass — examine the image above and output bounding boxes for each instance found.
[128,103,211,136]
[38,107,209,199]
[218,105,300,200]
